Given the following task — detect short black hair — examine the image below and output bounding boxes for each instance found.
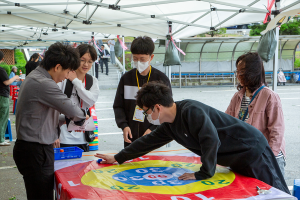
[101,45,104,47]
[236,52,267,93]
[136,81,173,109]
[131,36,155,55]
[41,42,80,71]
[0,51,4,61]
[77,44,97,61]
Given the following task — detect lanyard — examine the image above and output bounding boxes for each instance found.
[80,76,86,108]
[136,66,151,90]
[240,85,265,121]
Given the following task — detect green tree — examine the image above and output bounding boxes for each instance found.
[249,18,300,36]
[249,23,268,36]
[0,49,27,75]
[279,18,300,35]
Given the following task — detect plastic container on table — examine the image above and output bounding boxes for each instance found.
[54,147,84,160]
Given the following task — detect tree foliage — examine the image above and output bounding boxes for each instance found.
[250,17,300,36]
[0,49,27,75]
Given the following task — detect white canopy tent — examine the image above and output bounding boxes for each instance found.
[0,0,300,40]
[0,0,300,91]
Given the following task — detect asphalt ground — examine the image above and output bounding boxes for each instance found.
[0,84,299,200]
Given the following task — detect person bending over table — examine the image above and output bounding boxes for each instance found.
[95,81,290,194]
[13,42,88,200]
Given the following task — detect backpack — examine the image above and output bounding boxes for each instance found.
[64,74,95,143]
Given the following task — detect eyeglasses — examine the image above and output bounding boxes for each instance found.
[143,106,154,117]
[81,60,93,65]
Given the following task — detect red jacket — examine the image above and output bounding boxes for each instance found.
[226,86,286,157]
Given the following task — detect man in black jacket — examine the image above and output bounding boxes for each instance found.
[99,45,110,75]
[113,36,171,147]
[97,81,290,194]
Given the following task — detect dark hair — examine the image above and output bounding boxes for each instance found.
[77,44,97,61]
[136,81,173,109]
[131,36,155,55]
[29,53,39,62]
[40,42,80,71]
[101,45,104,47]
[236,52,267,93]
[0,51,4,61]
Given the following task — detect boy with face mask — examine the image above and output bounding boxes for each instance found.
[113,36,172,147]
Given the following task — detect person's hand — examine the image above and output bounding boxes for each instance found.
[101,56,103,58]
[14,75,20,80]
[178,173,196,180]
[68,71,77,82]
[123,127,132,143]
[94,154,116,164]
[86,115,90,120]
[143,129,152,136]
[53,139,60,148]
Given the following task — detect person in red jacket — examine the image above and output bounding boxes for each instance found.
[226,52,286,176]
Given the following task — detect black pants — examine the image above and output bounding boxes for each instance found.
[233,146,290,194]
[95,62,99,79]
[13,140,54,200]
[100,59,108,75]
[60,143,89,152]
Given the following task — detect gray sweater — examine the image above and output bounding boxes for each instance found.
[16,67,86,145]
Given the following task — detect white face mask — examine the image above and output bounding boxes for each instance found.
[132,59,150,73]
[147,109,161,125]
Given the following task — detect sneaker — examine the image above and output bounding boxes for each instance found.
[0,141,11,146]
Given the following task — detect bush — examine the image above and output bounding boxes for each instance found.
[0,49,27,75]
[295,58,300,68]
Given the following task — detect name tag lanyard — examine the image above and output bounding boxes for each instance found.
[240,85,265,121]
[136,66,151,90]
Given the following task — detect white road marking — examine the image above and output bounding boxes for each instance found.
[96,108,113,111]
[98,132,123,135]
[98,118,115,121]
[278,92,300,95]
[201,90,236,93]
[0,166,16,170]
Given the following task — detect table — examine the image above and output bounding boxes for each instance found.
[54,148,295,200]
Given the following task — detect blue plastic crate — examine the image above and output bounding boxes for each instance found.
[294,179,300,198]
[54,147,84,160]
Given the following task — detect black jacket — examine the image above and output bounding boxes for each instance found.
[99,50,110,61]
[25,61,39,76]
[113,67,172,146]
[115,99,268,180]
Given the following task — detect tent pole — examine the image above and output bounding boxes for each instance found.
[122,35,125,73]
[272,27,279,92]
[179,65,181,88]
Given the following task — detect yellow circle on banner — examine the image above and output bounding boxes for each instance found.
[81,160,235,195]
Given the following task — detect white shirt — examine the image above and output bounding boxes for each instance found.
[57,76,100,144]
[108,40,115,52]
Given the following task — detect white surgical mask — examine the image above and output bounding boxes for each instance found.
[147,109,161,125]
[132,60,150,73]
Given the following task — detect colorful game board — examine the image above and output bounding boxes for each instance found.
[54,154,294,200]
[89,106,98,151]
